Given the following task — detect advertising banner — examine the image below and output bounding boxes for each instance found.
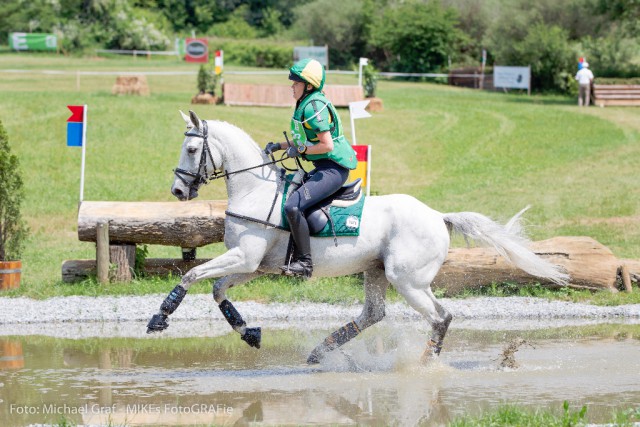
[185,38,208,63]
[493,66,531,90]
[9,33,57,51]
[293,46,329,68]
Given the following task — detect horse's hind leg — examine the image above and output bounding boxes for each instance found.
[391,275,452,363]
[420,288,452,362]
[307,267,389,364]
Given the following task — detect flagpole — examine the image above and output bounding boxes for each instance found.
[79,104,87,203]
[350,106,357,146]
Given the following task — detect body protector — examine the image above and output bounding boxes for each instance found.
[291,91,357,170]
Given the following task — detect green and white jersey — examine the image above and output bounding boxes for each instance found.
[291,90,357,170]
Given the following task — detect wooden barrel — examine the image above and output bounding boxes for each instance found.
[0,340,24,369]
[0,260,21,290]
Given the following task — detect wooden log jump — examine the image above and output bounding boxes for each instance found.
[222,83,363,107]
[593,84,640,107]
[78,200,227,248]
[67,204,640,293]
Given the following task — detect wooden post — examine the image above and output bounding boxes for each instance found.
[109,243,135,282]
[96,221,109,284]
[621,264,633,293]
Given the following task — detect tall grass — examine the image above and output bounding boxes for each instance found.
[1,53,639,297]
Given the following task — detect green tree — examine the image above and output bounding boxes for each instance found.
[0,0,62,40]
[371,0,465,73]
[291,0,370,67]
[488,21,575,92]
[0,120,28,262]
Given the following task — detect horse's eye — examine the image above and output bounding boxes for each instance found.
[187,147,198,154]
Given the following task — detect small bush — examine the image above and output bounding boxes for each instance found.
[0,120,28,261]
[212,39,292,68]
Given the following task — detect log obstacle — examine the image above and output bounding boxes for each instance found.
[65,203,640,292]
[593,84,640,107]
[222,83,363,107]
[72,200,226,283]
[77,200,227,248]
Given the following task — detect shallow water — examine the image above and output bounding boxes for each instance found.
[1,320,639,426]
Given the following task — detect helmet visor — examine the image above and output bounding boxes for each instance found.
[288,71,306,83]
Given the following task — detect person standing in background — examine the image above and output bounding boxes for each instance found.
[575,62,594,107]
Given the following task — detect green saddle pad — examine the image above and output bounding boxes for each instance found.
[281,177,365,238]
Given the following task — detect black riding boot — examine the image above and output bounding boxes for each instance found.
[284,253,313,278]
[282,206,313,278]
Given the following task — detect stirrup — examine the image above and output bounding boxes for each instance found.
[281,256,313,278]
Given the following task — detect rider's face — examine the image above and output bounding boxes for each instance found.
[291,81,306,100]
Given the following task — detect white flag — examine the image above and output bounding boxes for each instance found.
[359,57,369,66]
[349,100,371,120]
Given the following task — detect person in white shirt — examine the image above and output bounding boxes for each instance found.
[575,62,594,106]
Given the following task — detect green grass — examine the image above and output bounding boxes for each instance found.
[1,53,639,300]
[439,281,640,305]
[450,401,640,427]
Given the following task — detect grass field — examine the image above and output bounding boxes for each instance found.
[1,53,639,299]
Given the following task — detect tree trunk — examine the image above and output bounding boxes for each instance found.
[78,200,227,247]
[431,236,621,292]
[63,236,636,291]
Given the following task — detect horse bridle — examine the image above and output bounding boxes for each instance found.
[173,121,297,195]
[173,121,225,193]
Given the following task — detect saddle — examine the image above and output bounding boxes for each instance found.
[282,177,364,268]
[305,178,363,234]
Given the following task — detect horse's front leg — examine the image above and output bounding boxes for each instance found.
[146,246,262,334]
[213,272,263,348]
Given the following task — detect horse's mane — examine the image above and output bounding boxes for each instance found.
[208,120,261,154]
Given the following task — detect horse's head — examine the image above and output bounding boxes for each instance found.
[171,110,224,201]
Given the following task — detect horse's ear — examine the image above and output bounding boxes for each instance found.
[189,110,201,130]
[179,110,192,128]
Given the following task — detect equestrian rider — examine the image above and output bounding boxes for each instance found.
[264,58,358,278]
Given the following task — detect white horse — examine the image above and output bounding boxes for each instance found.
[147,110,569,364]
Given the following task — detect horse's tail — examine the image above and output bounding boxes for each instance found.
[442,206,569,286]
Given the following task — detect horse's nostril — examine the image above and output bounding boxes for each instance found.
[173,188,183,197]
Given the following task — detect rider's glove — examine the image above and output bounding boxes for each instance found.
[264,142,282,155]
[286,145,303,158]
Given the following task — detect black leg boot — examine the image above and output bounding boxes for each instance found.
[281,205,313,278]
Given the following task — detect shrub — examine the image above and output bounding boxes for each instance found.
[197,63,219,95]
[0,120,28,261]
[212,39,293,68]
[362,63,378,98]
[581,33,640,78]
[488,21,575,92]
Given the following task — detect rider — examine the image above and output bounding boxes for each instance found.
[264,58,358,278]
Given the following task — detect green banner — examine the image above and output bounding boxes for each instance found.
[9,33,57,51]
[175,38,186,56]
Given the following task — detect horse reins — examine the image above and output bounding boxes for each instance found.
[173,121,292,191]
[173,121,299,229]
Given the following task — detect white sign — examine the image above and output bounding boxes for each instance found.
[493,66,531,90]
[293,46,329,68]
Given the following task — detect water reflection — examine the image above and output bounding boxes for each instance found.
[0,322,638,426]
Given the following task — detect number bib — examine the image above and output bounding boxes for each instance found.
[290,119,308,150]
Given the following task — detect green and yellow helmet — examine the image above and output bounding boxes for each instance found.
[289,58,326,91]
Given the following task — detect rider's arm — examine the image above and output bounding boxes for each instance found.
[303,131,333,155]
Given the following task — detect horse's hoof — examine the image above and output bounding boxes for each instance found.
[307,349,323,364]
[146,314,169,333]
[241,327,261,349]
[420,340,442,364]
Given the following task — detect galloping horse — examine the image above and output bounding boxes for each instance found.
[147,110,569,364]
